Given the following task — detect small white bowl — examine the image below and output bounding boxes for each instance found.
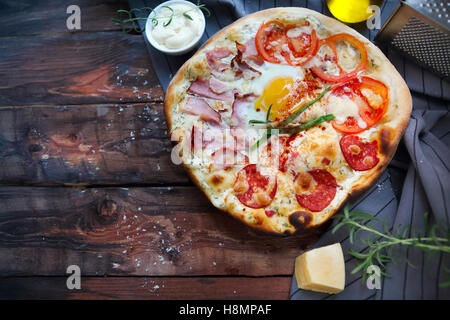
[145,0,206,56]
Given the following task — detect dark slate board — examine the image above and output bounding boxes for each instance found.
[128,0,450,299]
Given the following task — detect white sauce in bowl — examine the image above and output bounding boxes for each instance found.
[151,3,203,50]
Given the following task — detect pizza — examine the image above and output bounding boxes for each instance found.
[164,8,411,235]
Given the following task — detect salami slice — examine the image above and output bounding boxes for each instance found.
[340,135,379,171]
[234,164,277,209]
[295,169,338,212]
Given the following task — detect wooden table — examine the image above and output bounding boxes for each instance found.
[0,0,323,299]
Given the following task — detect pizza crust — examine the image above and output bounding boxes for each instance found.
[164,8,412,235]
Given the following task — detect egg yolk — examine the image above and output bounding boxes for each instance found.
[255,77,295,121]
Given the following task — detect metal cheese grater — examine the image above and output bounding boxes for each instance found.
[375,0,450,80]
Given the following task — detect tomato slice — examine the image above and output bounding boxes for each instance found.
[255,20,288,64]
[329,76,389,133]
[255,20,319,66]
[285,25,319,66]
[358,103,384,128]
[332,116,367,134]
[358,77,389,127]
[311,33,368,83]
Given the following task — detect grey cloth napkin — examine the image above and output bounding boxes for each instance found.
[128,0,450,299]
[290,109,450,300]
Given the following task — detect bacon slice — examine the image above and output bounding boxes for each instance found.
[206,42,263,80]
[232,42,262,80]
[190,125,202,152]
[212,147,248,170]
[208,78,229,94]
[230,94,259,151]
[231,93,257,128]
[181,96,221,124]
[295,169,338,212]
[231,97,249,128]
[190,124,230,151]
[242,38,264,66]
[188,79,234,102]
[234,164,277,209]
[206,47,232,72]
[340,135,379,171]
[203,126,229,150]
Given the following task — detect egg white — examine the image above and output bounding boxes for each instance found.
[226,61,306,124]
[250,62,305,96]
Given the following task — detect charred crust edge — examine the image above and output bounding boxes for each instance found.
[379,126,394,156]
[289,211,313,231]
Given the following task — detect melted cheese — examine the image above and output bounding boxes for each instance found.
[286,25,313,38]
[253,190,271,206]
[327,94,367,129]
[361,88,383,108]
[234,170,248,194]
[294,171,313,193]
[336,41,360,72]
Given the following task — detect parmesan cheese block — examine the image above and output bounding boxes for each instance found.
[295,243,345,294]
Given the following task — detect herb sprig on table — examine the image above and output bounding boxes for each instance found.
[333,205,450,286]
[113,1,211,34]
[249,86,334,151]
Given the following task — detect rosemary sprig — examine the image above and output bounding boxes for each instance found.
[249,119,272,124]
[276,86,331,128]
[183,12,194,21]
[279,114,335,134]
[249,127,273,152]
[161,5,174,27]
[249,104,274,151]
[249,86,333,151]
[266,104,273,122]
[112,1,211,34]
[333,205,450,283]
[249,104,273,124]
[249,114,334,151]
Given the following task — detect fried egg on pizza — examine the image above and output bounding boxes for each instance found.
[165,8,411,235]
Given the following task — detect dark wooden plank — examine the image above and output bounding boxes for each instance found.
[0,32,163,106]
[0,186,321,277]
[0,103,188,185]
[0,0,129,36]
[0,276,291,299]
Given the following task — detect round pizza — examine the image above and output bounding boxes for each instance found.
[164,8,412,235]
